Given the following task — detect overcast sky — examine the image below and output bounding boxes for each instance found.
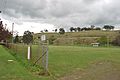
[0,0,120,35]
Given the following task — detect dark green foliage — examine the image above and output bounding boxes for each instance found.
[44,29,48,32]
[94,27,101,30]
[98,36,107,45]
[81,27,87,31]
[112,35,120,46]
[55,29,57,32]
[81,27,92,31]
[0,21,12,42]
[59,28,65,34]
[69,26,101,32]
[91,25,95,30]
[74,28,77,32]
[23,30,33,45]
[70,27,74,32]
[70,27,81,32]
[48,35,56,44]
[103,25,115,30]
[13,35,19,43]
[77,27,81,32]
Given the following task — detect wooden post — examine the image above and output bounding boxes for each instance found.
[27,46,31,60]
[107,36,109,47]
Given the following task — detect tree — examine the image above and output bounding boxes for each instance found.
[103,25,115,30]
[81,27,87,31]
[40,30,43,33]
[59,28,65,34]
[0,21,12,42]
[13,35,19,43]
[110,25,114,30]
[91,25,95,30]
[95,27,101,30]
[74,28,77,32]
[44,29,48,32]
[55,29,57,32]
[77,27,81,32]
[87,27,92,31]
[0,21,5,41]
[103,25,109,30]
[70,27,74,32]
[23,30,33,45]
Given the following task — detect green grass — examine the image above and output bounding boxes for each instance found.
[48,46,120,78]
[3,44,120,79]
[35,30,118,38]
[0,45,50,80]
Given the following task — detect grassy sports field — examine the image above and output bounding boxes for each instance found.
[1,45,120,80]
[48,46,120,80]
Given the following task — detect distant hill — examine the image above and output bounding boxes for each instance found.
[33,30,119,46]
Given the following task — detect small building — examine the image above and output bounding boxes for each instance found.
[91,43,100,47]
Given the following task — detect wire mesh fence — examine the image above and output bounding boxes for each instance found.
[7,43,43,66]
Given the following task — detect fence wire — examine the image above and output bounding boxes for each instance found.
[7,43,45,67]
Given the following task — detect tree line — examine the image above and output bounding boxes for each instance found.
[41,25,115,34]
[57,25,115,34]
[14,26,120,46]
[69,25,115,32]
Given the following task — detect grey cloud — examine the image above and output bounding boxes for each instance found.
[83,0,101,4]
[1,0,47,18]
[0,0,120,29]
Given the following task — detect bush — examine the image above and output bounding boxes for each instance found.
[48,35,56,44]
[112,35,120,46]
[98,36,107,45]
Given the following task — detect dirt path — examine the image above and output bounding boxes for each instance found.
[59,60,120,80]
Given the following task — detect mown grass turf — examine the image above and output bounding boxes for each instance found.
[48,46,120,78]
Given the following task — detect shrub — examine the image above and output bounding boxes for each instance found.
[98,36,107,45]
[112,35,120,46]
[48,35,56,44]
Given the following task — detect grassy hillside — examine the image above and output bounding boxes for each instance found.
[33,30,119,45]
[0,45,49,80]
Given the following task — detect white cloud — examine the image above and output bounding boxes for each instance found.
[0,0,120,35]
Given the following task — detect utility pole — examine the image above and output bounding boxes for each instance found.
[12,23,14,43]
[107,36,109,47]
[0,11,2,20]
